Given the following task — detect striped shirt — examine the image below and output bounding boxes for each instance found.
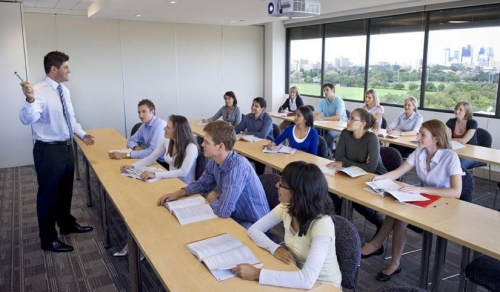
[184,151,270,229]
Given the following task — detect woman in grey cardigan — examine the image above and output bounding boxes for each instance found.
[203,91,241,126]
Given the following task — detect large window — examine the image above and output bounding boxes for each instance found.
[324,20,367,101]
[289,25,323,96]
[368,13,425,105]
[286,3,500,117]
[426,5,500,114]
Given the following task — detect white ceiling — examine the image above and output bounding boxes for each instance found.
[18,0,462,26]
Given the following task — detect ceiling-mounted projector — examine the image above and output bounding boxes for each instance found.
[268,0,320,17]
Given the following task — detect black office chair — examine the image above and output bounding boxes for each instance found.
[259,173,283,243]
[195,153,208,180]
[130,122,142,136]
[381,287,427,292]
[466,128,492,197]
[317,136,329,159]
[333,215,361,291]
[345,109,351,118]
[465,254,500,292]
[272,123,281,140]
[381,117,387,129]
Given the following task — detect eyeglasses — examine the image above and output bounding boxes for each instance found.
[348,116,361,122]
[278,182,291,190]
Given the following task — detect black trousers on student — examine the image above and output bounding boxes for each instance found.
[33,141,77,245]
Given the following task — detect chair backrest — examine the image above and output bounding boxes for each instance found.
[332,215,361,290]
[130,122,142,136]
[381,287,428,292]
[476,128,492,148]
[460,167,474,203]
[380,147,403,172]
[345,109,351,118]
[381,117,387,129]
[317,136,329,159]
[258,173,281,209]
[272,123,281,140]
[195,151,208,180]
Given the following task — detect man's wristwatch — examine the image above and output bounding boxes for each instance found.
[126,152,131,158]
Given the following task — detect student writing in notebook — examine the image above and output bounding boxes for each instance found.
[361,120,462,282]
[267,106,318,155]
[157,121,269,229]
[116,115,199,257]
[386,96,423,158]
[232,161,341,289]
[277,86,304,131]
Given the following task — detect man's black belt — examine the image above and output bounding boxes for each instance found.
[35,139,72,145]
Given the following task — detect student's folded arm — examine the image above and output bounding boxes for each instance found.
[247,115,273,139]
[259,235,331,289]
[157,144,198,179]
[248,211,282,254]
[208,107,223,122]
[184,163,216,195]
[131,122,165,159]
[132,139,168,169]
[209,166,249,217]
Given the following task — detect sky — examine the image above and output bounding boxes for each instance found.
[291,27,500,67]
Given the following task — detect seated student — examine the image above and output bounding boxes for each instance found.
[157,121,270,229]
[235,97,273,175]
[364,89,384,129]
[446,101,478,169]
[109,99,168,169]
[202,91,241,127]
[386,96,423,158]
[327,108,387,234]
[120,115,199,184]
[278,86,304,131]
[314,83,347,154]
[232,161,341,289]
[267,106,318,155]
[361,120,462,282]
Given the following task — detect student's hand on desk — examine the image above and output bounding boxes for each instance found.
[109,151,127,160]
[273,247,296,265]
[140,170,155,181]
[399,185,422,193]
[371,175,382,181]
[266,142,275,150]
[206,190,219,203]
[20,81,34,101]
[120,165,134,173]
[82,134,95,146]
[386,126,393,134]
[326,161,342,169]
[232,264,261,281]
[157,190,185,206]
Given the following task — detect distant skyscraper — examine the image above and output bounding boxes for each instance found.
[444,48,451,65]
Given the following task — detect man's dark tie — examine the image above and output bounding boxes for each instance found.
[57,85,73,140]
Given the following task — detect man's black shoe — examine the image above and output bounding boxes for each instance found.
[60,224,93,235]
[42,240,74,252]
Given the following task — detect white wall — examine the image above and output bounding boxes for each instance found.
[22,13,264,141]
[0,3,34,168]
[264,22,286,112]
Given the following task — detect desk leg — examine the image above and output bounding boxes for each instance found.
[100,186,110,248]
[458,246,471,292]
[430,236,448,292]
[341,199,353,221]
[73,139,81,180]
[419,231,433,289]
[128,230,141,292]
[85,158,93,207]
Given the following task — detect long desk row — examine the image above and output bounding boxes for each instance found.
[75,128,340,292]
[189,119,500,292]
[269,112,500,167]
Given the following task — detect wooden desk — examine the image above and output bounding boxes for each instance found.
[75,128,312,292]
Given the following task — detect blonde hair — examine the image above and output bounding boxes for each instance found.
[289,86,300,98]
[365,89,381,107]
[421,119,452,149]
[404,96,419,113]
[455,101,474,120]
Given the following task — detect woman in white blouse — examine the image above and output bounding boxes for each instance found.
[115,115,199,257]
[361,120,462,282]
[232,161,341,289]
[121,115,199,184]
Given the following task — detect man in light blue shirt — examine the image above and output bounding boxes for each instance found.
[157,121,269,229]
[109,99,167,168]
[315,83,347,154]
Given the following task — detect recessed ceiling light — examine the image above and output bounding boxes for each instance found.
[135,14,141,17]
[169,1,177,3]
[449,20,469,24]
[230,20,236,23]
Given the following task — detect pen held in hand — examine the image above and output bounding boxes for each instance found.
[14,71,24,82]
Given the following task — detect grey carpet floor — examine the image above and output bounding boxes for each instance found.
[0,154,495,292]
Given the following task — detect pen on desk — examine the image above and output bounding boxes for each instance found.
[433,202,448,208]
[14,71,24,82]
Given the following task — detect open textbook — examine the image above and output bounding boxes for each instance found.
[163,196,217,225]
[235,134,263,143]
[377,131,401,138]
[108,148,131,154]
[186,233,263,281]
[121,166,162,183]
[365,179,440,208]
[409,140,464,150]
[321,165,367,178]
[263,145,296,154]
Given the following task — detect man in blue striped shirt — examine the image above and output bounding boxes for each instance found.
[157,121,269,229]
